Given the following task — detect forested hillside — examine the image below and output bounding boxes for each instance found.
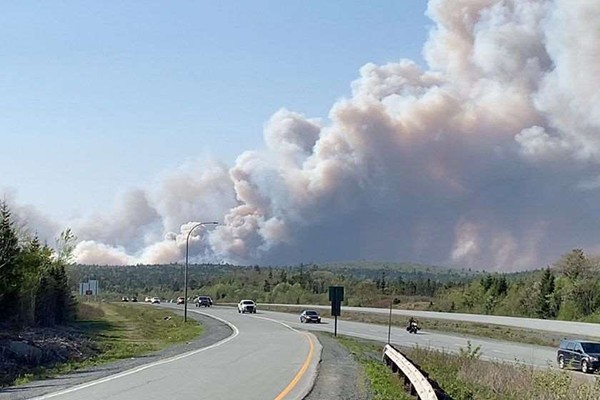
[72,249,600,323]
[70,262,471,307]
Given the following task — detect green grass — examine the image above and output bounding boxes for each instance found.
[258,304,572,347]
[14,302,203,385]
[335,336,413,400]
[404,344,600,400]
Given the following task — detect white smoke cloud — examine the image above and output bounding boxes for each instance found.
[6,0,600,271]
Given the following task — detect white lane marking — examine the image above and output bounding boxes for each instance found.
[31,310,239,400]
[252,315,301,333]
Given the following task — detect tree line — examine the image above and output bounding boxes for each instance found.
[72,262,467,307]
[433,249,600,321]
[0,202,75,327]
[72,249,600,322]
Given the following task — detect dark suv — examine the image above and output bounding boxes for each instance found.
[195,296,212,307]
[557,339,600,373]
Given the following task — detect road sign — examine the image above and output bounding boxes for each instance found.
[329,286,344,317]
[329,286,344,336]
[328,286,344,303]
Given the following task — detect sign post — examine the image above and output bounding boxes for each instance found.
[80,280,100,302]
[387,300,393,344]
[328,286,344,337]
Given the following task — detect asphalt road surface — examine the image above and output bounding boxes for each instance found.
[27,306,321,400]
[270,304,600,337]
[257,308,558,368]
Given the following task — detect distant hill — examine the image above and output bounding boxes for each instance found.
[69,260,481,297]
[317,261,482,282]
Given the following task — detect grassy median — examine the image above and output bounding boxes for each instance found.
[13,302,203,385]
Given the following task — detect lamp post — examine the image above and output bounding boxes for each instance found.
[184,221,218,322]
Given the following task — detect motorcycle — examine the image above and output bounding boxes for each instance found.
[406,321,420,334]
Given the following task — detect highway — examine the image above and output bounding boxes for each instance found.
[269,303,600,337]
[26,307,321,400]
[255,308,557,368]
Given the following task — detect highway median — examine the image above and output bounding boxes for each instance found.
[257,304,594,348]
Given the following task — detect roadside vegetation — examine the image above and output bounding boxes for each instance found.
[0,201,76,327]
[335,335,413,400]
[432,249,600,322]
[336,335,600,400]
[75,302,202,364]
[3,302,202,387]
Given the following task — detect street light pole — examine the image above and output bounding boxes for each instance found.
[184,221,218,322]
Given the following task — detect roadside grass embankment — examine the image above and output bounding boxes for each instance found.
[10,302,202,386]
[258,304,575,348]
[336,335,600,400]
[334,335,413,400]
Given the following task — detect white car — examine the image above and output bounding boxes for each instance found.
[151,297,161,304]
[238,299,256,314]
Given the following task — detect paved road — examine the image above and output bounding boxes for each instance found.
[27,306,321,400]
[269,304,600,337]
[258,309,557,368]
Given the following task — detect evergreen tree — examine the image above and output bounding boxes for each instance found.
[279,269,287,284]
[0,201,22,321]
[263,279,271,292]
[556,249,589,281]
[535,268,556,319]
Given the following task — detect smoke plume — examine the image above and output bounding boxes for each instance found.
[10,0,600,270]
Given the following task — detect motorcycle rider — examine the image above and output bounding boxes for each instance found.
[407,317,419,333]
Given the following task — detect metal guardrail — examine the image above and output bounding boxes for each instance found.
[382,344,438,400]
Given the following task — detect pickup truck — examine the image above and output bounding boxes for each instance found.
[238,299,256,314]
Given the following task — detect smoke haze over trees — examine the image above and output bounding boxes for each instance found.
[6,0,600,270]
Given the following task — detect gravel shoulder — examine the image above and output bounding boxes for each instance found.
[304,332,370,400]
[0,309,232,400]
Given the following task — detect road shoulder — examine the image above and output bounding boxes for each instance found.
[304,332,370,400]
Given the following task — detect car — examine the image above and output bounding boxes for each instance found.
[195,296,212,307]
[238,299,256,314]
[144,296,152,302]
[300,310,321,323]
[131,296,138,302]
[151,297,161,304]
[121,296,129,302]
[176,297,185,305]
[557,339,600,373]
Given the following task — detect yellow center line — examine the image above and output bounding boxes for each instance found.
[274,332,315,400]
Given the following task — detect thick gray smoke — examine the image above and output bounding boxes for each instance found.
[14,0,600,270]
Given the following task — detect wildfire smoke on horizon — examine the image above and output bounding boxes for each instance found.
[8,0,600,271]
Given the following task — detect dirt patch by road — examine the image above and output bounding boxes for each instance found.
[0,327,100,387]
[305,332,370,400]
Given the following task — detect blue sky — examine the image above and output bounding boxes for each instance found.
[0,1,430,219]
